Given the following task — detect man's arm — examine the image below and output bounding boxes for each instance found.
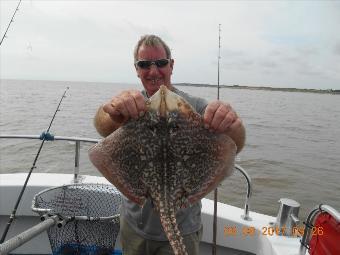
[94,90,146,137]
[94,105,121,137]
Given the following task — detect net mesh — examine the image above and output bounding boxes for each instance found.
[32,183,122,255]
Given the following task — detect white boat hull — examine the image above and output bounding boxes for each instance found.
[0,173,303,255]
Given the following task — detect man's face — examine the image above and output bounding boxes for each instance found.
[135,44,174,97]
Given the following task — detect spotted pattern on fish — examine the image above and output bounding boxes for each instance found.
[89,86,236,255]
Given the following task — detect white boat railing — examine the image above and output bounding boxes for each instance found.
[234,164,252,221]
[0,133,253,223]
[0,133,99,181]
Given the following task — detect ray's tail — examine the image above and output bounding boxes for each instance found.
[159,200,188,255]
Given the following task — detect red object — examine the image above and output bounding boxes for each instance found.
[309,212,340,255]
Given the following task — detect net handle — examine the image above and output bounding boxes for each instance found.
[32,207,52,214]
[63,214,121,222]
[31,203,121,222]
[0,215,58,254]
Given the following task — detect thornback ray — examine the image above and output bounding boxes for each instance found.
[89,85,236,255]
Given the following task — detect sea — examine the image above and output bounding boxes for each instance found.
[0,79,339,220]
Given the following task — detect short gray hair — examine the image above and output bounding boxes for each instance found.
[134,34,172,62]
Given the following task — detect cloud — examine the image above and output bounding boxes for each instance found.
[334,42,340,56]
[259,61,278,69]
[298,69,323,77]
[221,48,245,57]
[295,46,319,57]
[124,21,174,44]
[1,1,339,89]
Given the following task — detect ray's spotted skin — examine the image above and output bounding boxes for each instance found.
[89,85,236,255]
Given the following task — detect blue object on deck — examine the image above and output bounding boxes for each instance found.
[39,131,54,141]
[53,243,122,255]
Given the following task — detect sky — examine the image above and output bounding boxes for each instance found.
[0,0,339,89]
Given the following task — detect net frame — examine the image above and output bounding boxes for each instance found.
[31,183,122,255]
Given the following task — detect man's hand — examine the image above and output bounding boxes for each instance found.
[94,90,146,137]
[103,90,146,124]
[203,100,245,153]
[203,100,239,133]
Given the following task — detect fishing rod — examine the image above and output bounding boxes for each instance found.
[212,23,221,255]
[0,87,69,244]
[217,23,221,101]
[0,0,23,46]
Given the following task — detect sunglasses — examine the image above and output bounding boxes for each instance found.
[135,59,170,69]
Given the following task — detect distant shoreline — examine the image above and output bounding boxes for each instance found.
[174,83,340,95]
[2,79,339,94]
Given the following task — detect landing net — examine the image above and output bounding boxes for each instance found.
[32,183,122,255]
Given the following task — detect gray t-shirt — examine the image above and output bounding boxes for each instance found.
[121,86,208,241]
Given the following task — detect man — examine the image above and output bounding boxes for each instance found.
[94,34,245,255]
